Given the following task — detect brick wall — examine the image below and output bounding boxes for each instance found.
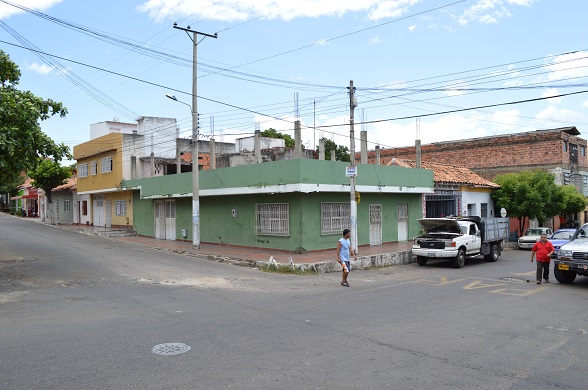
[367,129,587,180]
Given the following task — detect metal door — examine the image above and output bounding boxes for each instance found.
[165,201,176,240]
[155,201,166,239]
[397,204,408,241]
[105,200,112,228]
[93,195,104,227]
[369,204,382,246]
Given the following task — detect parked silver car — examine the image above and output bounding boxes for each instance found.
[518,227,553,249]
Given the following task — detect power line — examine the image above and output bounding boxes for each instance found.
[315,89,588,129]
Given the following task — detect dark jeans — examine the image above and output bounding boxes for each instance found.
[536,261,550,281]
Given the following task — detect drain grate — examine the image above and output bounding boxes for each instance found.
[151,343,191,356]
[499,277,528,283]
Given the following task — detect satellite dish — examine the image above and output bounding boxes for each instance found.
[500,208,507,218]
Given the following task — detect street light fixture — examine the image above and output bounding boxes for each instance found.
[166,93,200,249]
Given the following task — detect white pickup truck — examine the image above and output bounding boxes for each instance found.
[412,217,510,268]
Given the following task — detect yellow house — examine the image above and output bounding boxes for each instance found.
[73,132,134,227]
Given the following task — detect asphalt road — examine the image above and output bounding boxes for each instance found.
[1,213,586,390]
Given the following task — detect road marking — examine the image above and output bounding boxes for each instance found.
[463,280,507,290]
[490,286,548,296]
[416,276,467,286]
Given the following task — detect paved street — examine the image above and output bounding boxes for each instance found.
[1,213,586,390]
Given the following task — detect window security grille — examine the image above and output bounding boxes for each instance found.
[255,203,289,236]
[321,202,350,235]
[398,204,409,221]
[91,161,98,175]
[115,200,126,216]
[481,203,488,218]
[64,199,71,212]
[101,157,113,173]
[79,164,88,178]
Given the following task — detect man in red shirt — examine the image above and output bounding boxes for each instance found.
[530,233,554,284]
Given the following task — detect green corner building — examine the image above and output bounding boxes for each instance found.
[122,159,433,251]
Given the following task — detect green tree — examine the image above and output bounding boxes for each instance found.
[493,170,564,235]
[260,128,295,148]
[29,159,71,223]
[0,50,70,184]
[0,173,24,196]
[317,138,350,162]
[560,184,587,216]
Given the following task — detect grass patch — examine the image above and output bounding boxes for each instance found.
[259,263,318,275]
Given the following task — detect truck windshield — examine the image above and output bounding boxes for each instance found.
[457,223,468,234]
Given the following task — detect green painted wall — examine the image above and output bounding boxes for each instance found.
[133,190,423,251]
[124,159,432,251]
[123,159,432,197]
[132,190,154,237]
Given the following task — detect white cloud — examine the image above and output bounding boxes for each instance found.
[0,0,62,20]
[583,100,588,109]
[139,0,421,23]
[367,0,419,21]
[455,0,537,26]
[546,51,588,81]
[541,88,561,104]
[368,36,381,45]
[27,62,53,74]
[408,25,416,32]
[506,0,536,5]
[535,106,585,123]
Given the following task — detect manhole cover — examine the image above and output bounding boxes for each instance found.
[151,343,191,356]
[499,277,527,283]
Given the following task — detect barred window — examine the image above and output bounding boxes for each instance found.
[115,200,126,216]
[64,199,71,212]
[321,202,350,235]
[79,163,88,178]
[91,161,98,175]
[101,157,112,173]
[255,203,289,236]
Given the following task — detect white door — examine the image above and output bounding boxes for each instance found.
[93,195,104,227]
[397,204,408,241]
[105,200,112,228]
[155,201,165,239]
[369,204,382,246]
[165,201,176,240]
[73,201,80,224]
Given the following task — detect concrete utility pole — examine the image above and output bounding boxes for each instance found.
[173,23,217,249]
[349,80,358,254]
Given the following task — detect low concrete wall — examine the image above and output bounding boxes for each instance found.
[256,250,414,274]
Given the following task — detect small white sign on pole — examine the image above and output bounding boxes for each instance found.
[346,166,357,177]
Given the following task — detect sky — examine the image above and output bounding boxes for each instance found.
[1,0,588,160]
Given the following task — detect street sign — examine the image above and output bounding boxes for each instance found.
[346,166,357,177]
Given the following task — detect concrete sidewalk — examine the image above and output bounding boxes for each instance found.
[27,218,415,273]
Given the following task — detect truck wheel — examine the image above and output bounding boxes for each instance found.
[416,256,427,266]
[453,249,466,268]
[554,267,577,284]
[484,244,499,262]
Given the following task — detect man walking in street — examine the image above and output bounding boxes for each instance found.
[530,233,554,284]
[337,228,357,287]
